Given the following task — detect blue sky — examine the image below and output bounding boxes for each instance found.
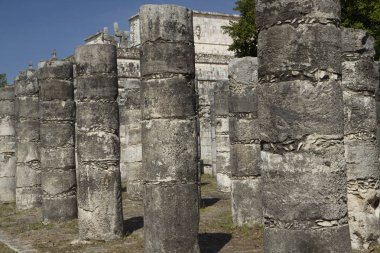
[0,0,237,83]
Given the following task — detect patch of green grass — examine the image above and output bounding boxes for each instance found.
[200,174,217,195]
[14,221,54,234]
[0,203,16,217]
[0,242,16,253]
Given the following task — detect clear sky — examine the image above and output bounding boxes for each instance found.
[0,0,237,83]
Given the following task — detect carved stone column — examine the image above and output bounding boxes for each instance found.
[75,44,123,240]
[256,1,351,251]
[38,60,77,221]
[140,4,200,252]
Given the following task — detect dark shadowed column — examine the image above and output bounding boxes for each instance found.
[14,68,42,209]
[139,4,200,253]
[0,86,16,202]
[75,44,123,240]
[256,0,351,251]
[342,28,380,250]
[38,60,77,222]
[229,57,262,227]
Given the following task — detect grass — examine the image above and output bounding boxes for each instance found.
[200,174,217,195]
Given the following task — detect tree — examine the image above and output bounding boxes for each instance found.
[222,0,257,58]
[224,0,380,60]
[0,73,7,88]
[341,0,380,60]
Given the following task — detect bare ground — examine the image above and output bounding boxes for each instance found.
[0,175,263,253]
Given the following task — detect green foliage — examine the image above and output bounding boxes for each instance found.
[222,0,257,57]
[224,0,380,60]
[341,0,380,60]
[0,73,7,88]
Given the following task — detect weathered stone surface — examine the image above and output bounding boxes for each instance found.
[231,178,262,227]
[144,183,199,253]
[38,59,77,222]
[0,86,16,202]
[141,77,196,119]
[256,0,340,28]
[140,5,199,252]
[229,57,262,227]
[258,24,341,77]
[75,44,123,240]
[15,70,42,209]
[258,79,344,143]
[343,28,380,250]
[256,1,351,251]
[263,225,352,253]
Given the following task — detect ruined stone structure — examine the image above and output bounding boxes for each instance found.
[213,81,231,192]
[140,5,200,252]
[342,28,380,250]
[229,57,262,227]
[0,86,16,202]
[75,44,123,240]
[38,60,77,221]
[129,11,238,174]
[256,0,352,251]
[117,48,143,200]
[14,68,42,210]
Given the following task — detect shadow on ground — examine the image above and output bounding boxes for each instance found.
[124,216,144,235]
[201,198,220,208]
[199,233,232,253]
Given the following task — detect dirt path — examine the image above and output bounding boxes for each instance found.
[0,175,262,253]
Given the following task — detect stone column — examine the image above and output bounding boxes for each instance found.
[0,86,16,202]
[342,28,380,250]
[75,44,123,240]
[213,80,231,192]
[117,47,143,200]
[38,60,77,221]
[15,69,42,209]
[256,1,351,251]
[229,57,262,227]
[140,5,200,252]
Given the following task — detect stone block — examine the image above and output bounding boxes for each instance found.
[229,117,260,144]
[76,102,118,131]
[76,75,118,100]
[77,132,119,162]
[229,57,258,86]
[258,80,344,143]
[40,147,75,170]
[345,139,380,181]
[139,4,193,43]
[0,155,16,177]
[344,92,376,135]
[342,28,375,56]
[256,0,340,28]
[37,60,73,80]
[258,24,341,76]
[263,226,351,253]
[15,187,42,210]
[16,164,41,187]
[15,97,39,119]
[39,79,74,101]
[0,177,15,202]
[231,144,261,177]
[140,42,195,76]
[75,44,117,76]
[16,120,39,141]
[0,86,15,100]
[42,196,77,221]
[144,183,199,253]
[40,122,74,148]
[142,119,197,182]
[231,178,262,226]
[0,118,15,136]
[261,148,347,222]
[40,101,75,121]
[0,136,15,153]
[16,142,40,163]
[41,169,76,196]
[0,100,15,116]
[124,88,141,110]
[342,59,378,93]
